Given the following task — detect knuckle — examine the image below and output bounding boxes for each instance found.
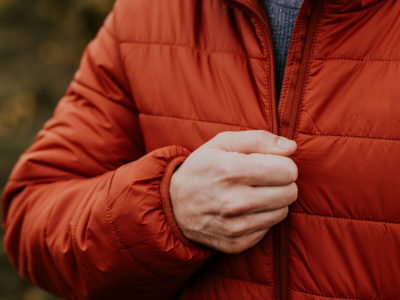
[248,231,267,246]
[213,154,240,181]
[288,183,298,201]
[215,131,232,141]
[219,201,236,218]
[225,239,247,254]
[219,201,246,218]
[225,221,247,238]
[289,160,299,181]
[257,129,273,139]
[279,207,289,220]
[189,149,213,171]
[253,130,275,150]
[218,161,236,178]
[283,159,298,182]
[269,207,289,225]
[252,130,265,144]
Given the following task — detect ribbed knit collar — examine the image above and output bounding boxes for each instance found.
[266,0,303,9]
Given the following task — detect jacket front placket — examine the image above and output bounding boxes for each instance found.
[222,0,325,299]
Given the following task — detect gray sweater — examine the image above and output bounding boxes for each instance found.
[263,0,303,101]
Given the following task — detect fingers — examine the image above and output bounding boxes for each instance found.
[205,130,297,157]
[169,130,299,255]
[217,183,298,217]
[216,151,298,187]
[210,208,289,254]
[217,207,289,237]
[214,228,269,254]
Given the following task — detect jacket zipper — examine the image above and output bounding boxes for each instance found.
[274,1,323,299]
[282,0,324,140]
[224,0,324,299]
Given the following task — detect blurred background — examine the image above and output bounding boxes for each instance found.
[0,0,114,298]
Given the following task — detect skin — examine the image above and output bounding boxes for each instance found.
[169,130,298,254]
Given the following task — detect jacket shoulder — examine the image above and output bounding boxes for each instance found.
[113,0,230,47]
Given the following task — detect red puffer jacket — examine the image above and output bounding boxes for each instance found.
[3,0,400,299]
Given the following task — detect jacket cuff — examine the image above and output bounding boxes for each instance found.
[105,145,213,278]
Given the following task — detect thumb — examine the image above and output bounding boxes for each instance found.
[205,130,297,156]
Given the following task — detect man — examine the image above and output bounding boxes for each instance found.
[3,0,400,299]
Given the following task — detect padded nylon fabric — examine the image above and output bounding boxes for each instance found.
[2,0,400,299]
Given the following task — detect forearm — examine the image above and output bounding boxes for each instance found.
[2,146,213,299]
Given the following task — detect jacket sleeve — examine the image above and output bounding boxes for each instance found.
[1,3,213,299]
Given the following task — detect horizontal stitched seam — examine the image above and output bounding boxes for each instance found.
[71,78,135,110]
[71,78,112,100]
[139,112,255,129]
[313,57,400,62]
[323,0,386,16]
[290,288,362,300]
[209,272,272,287]
[297,131,400,142]
[291,210,400,225]
[119,40,264,60]
[7,176,84,183]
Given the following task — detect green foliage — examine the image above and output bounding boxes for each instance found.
[0,0,114,298]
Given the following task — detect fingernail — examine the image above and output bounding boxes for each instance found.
[277,137,296,150]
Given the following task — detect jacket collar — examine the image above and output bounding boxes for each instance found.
[223,0,386,14]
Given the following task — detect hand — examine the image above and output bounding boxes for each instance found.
[169,130,298,254]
